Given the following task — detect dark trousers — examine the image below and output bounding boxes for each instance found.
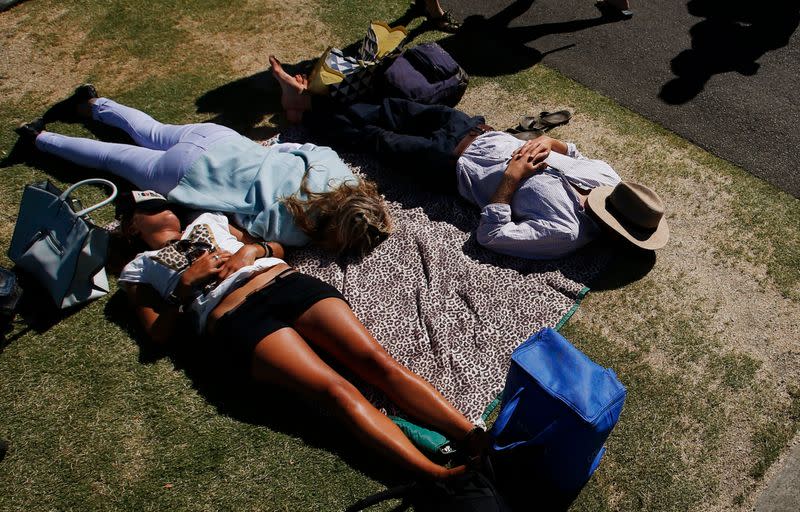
[306,98,485,188]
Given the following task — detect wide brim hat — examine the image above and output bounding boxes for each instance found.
[587,181,669,250]
[115,190,170,218]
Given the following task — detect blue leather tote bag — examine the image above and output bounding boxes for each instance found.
[489,327,626,509]
[8,179,117,309]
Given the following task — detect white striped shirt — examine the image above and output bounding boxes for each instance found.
[455,131,621,259]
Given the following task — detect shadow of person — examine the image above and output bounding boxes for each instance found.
[194,60,315,136]
[457,230,621,288]
[659,0,800,104]
[582,238,657,291]
[436,0,620,77]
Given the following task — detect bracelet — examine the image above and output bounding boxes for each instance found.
[258,241,273,258]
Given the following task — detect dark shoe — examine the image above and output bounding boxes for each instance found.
[42,83,98,123]
[428,10,461,33]
[411,1,461,33]
[15,117,45,146]
[595,0,633,20]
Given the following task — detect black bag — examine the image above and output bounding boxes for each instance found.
[0,267,22,340]
[345,471,510,512]
[382,42,469,107]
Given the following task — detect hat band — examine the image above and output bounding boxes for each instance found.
[605,198,659,241]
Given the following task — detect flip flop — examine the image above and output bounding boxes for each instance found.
[512,130,545,141]
[518,110,572,132]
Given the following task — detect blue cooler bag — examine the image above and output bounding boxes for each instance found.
[489,328,626,510]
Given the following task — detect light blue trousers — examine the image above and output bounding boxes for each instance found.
[35,98,239,195]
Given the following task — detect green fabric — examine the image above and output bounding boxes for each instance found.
[555,286,590,331]
[390,416,451,456]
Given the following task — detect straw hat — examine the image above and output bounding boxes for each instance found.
[586,181,669,250]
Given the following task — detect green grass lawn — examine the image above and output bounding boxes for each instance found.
[1,1,799,511]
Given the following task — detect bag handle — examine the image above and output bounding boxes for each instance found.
[59,179,118,217]
[491,386,559,453]
[490,386,525,452]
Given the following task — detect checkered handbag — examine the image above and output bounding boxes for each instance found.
[308,21,407,103]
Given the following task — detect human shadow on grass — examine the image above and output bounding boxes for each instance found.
[194,62,301,137]
[584,240,657,291]
[456,230,656,289]
[184,6,471,125]
[660,0,800,104]
[192,0,623,134]
[103,289,435,491]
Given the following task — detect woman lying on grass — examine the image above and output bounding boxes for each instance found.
[17,85,391,257]
[114,192,484,479]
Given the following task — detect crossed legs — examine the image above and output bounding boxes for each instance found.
[249,298,475,479]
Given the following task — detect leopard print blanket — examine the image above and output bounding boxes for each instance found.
[263,135,608,426]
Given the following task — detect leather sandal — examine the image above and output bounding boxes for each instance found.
[428,11,461,33]
[411,1,461,33]
[512,129,545,141]
[518,110,572,132]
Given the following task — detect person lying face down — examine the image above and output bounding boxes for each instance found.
[19,85,392,258]
[270,56,668,259]
[114,193,487,480]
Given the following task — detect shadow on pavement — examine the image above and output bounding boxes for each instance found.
[660,0,800,104]
[436,0,620,77]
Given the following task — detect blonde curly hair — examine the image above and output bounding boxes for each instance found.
[283,176,392,257]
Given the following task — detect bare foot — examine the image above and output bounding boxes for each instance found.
[269,55,311,124]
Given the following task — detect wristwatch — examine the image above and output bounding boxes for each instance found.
[258,241,273,258]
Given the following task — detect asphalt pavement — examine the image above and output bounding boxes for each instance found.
[444,0,800,197]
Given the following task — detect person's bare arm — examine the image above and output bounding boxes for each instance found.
[126,283,182,345]
[126,251,232,343]
[524,135,568,156]
[489,139,552,205]
[220,219,286,280]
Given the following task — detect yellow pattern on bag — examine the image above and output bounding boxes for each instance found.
[308,21,408,96]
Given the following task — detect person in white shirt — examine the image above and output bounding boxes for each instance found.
[115,192,485,480]
[271,57,669,259]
